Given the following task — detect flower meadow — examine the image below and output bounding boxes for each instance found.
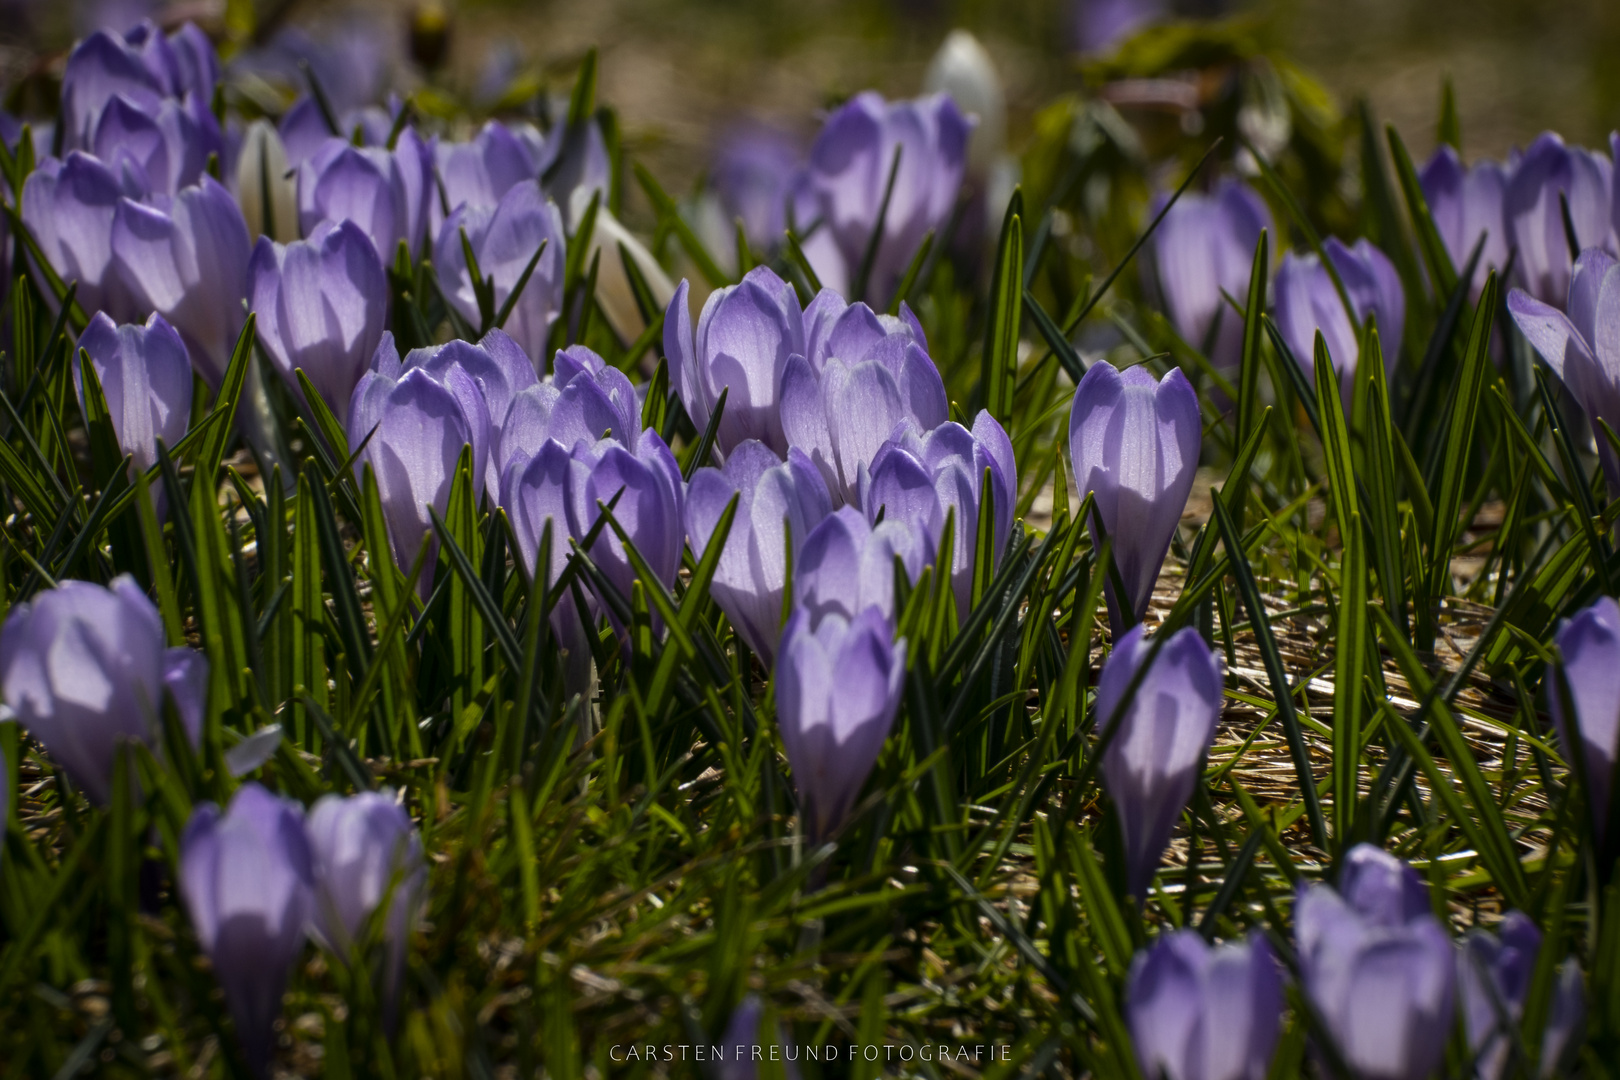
[0,3,1618,1078]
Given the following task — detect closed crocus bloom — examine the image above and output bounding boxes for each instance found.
[793,505,932,629]
[1273,238,1405,403]
[179,784,313,1075]
[1545,596,1620,844]
[305,791,424,1027]
[713,126,801,250]
[800,91,970,300]
[686,441,833,661]
[297,130,434,262]
[1126,929,1282,1080]
[1148,180,1272,370]
[249,219,389,416]
[1068,362,1200,629]
[76,311,192,475]
[1419,146,1509,297]
[568,187,676,343]
[666,268,805,457]
[59,20,195,148]
[1336,842,1432,927]
[1508,249,1620,495]
[436,180,568,365]
[1457,912,1555,1080]
[861,411,1016,617]
[775,605,907,842]
[0,577,206,805]
[1296,844,1455,1080]
[1097,624,1222,899]
[563,430,686,628]
[434,120,541,226]
[22,152,145,321]
[90,92,220,196]
[110,176,252,388]
[1506,132,1614,306]
[781,290,948,504]
[235,120,298,243]
[497,344,639,478]
[349,341,493,586]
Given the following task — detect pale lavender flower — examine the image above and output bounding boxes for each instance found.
[793,505,932,630]
[1505,132,1614,306]
[1147,179,1271,370]
[1126,929,1282,1080]
[1273,237,1405,404]
[75,310,193,475]
[296,130,434,262]
[1546,595,1620,846]
[1419,146,1509,298]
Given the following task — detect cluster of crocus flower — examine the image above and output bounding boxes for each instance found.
[179,784,425,1075]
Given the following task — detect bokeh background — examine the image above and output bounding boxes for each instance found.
[4,0,1618,196]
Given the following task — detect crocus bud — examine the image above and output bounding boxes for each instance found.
[297,130,434,261]
[249,219,390,417]
[686,441,833,662]
[90,92,221,196]
[305,791,424,1028]
[1505,132,1614,306]
[1274,237,1405,404]
[1508,249,1620,495]
[21,152,145,321]
[924,30,1005,181]
[1146,179,1272,371]
[1296,844,1455,1080]
[235,119,298,244]
[60,19,214,149]
[861,411,1016,617]
[0,576,205,804]
[780,290,948,504]
[794,505,932,629]
[799,92,970,301]
[563,430,686,630]
[775,605,906,843]
[1068,362,1200,629]
[1096,624,1221,899]
[76,310,193,476]
[1546,595,1620,845]
[1125,929,1282,1080]
[1458,911,1568,1080]
[713,126,801,250]
[1419,146,1508,298]
[568,187,676,343]
[496,344,639,478]
[348,336,494,588]
[179,783,313,1076]
[110,175,252,388]
[433,119,542,228]
[666,268,805,457]
[435,180,568,366]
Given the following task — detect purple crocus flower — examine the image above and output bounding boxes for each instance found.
[666,267,805,457]
[860,411,1016,617]
[1546,595,1620,845]
[75,310,193,475]
[1097,624,1222,899]
[775,605,907,843]
[21,152,145,321]
[496,344,639,478]
[0,577,205,805]
[780,290,948,504]
[1125,929,1282,1080]
[1457,911,1584,1080]
[296,131,434,262]
[110,175,252,388]
[716,996,800,1080]
[798,92,970,301]
[1505,132,1614,307]
[1296,844,1456,1080]
[563,430,686,630]
[1274,237,1406,404]
[1068,362,1201,629]
[713,126,802,250]
[60,20,218,150]
[249,218,389,417]
[1508,248,1620,495]
[1419,146,1509,298]
[793,505,932,629]
[348,336,494,588]
[433,119,543,223]
[90,92,221,196]
[435,180,568,366]
[276,95,396,171]
[686,441,833,662]
[305,790,424,1029]
[1147,179,1272,370]
[1075,0,1168,53]
[179,783,313,1076]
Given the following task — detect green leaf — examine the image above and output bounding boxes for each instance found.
[633,162,726,288]
[1236,229,1270,447]
[981,187,1024,426]
[1387,123,1459,302]
[1427,271,1498,599]
[1332,511,1367,851]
